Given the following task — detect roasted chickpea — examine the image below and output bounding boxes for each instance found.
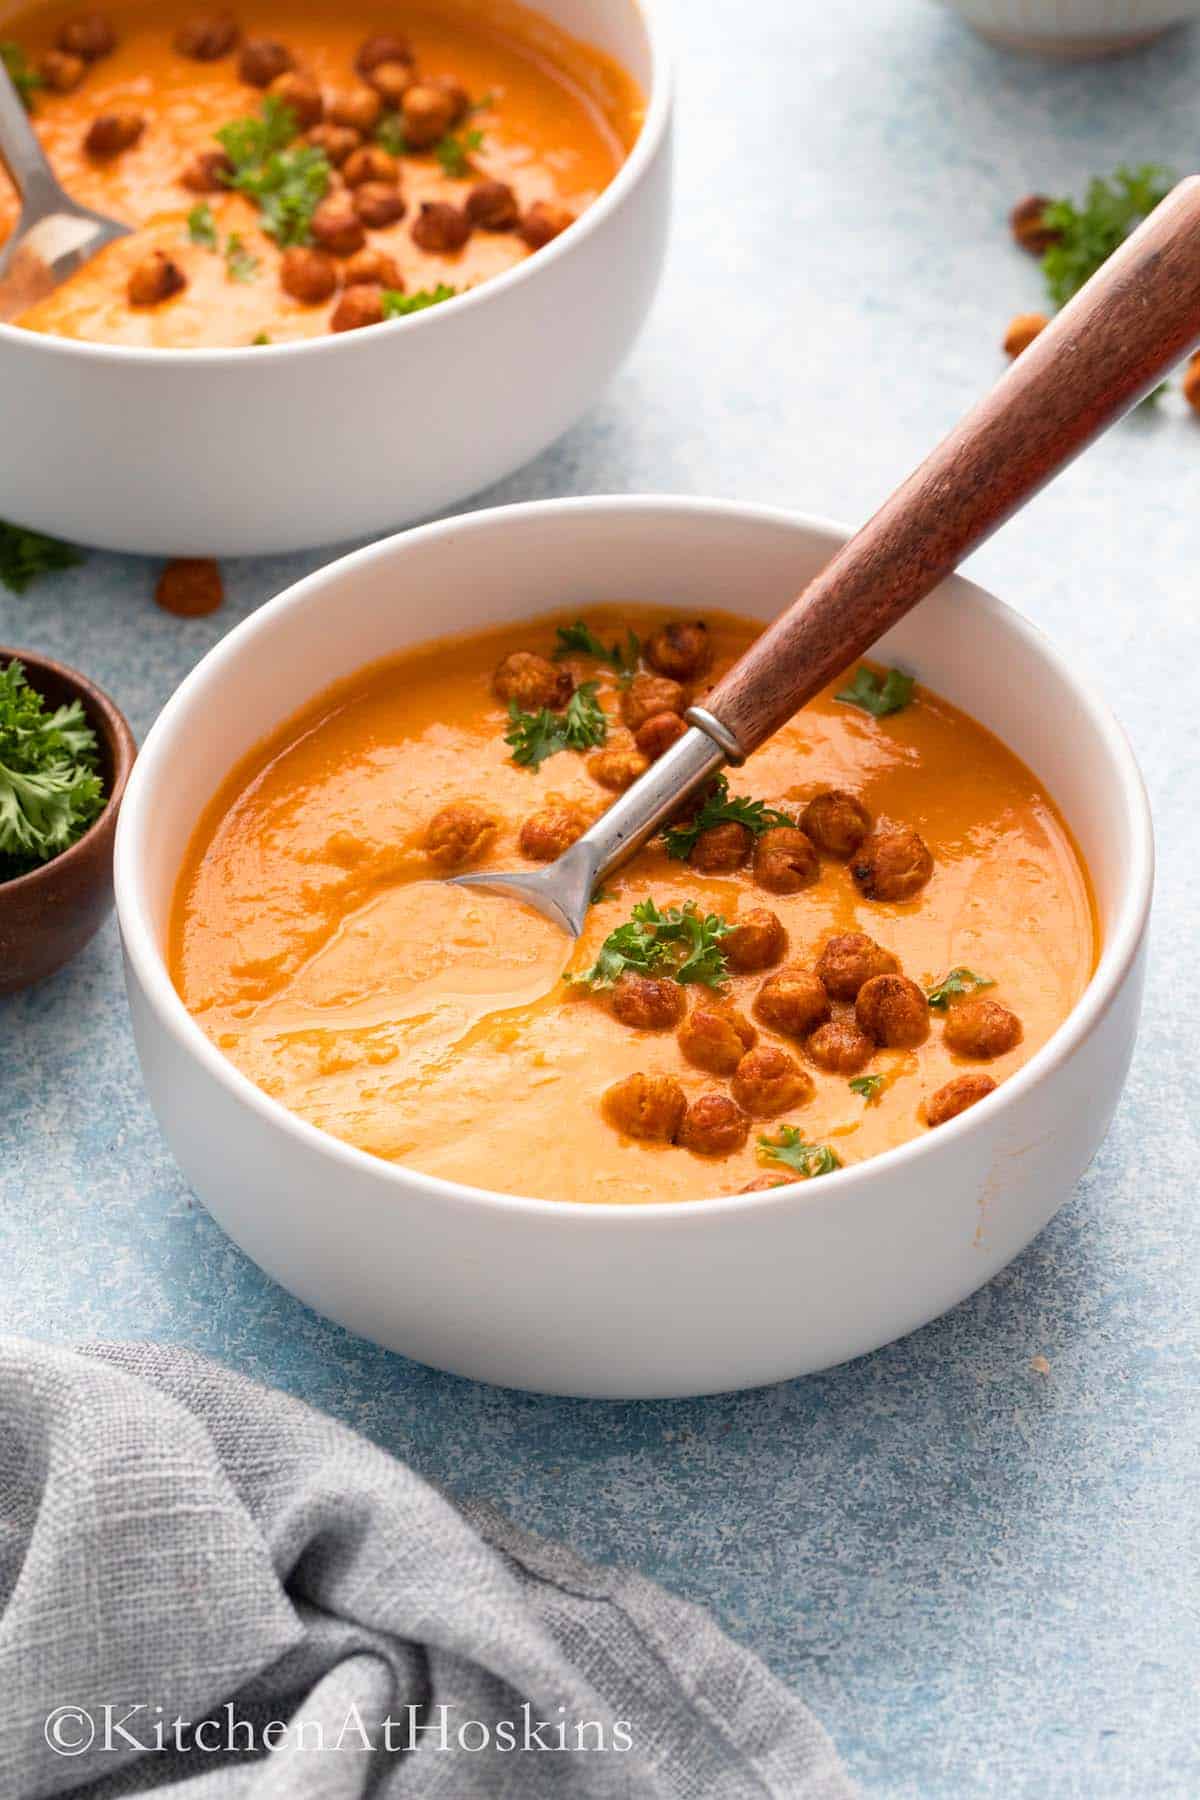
[343,246,402,287]
[724,907,787,974]
[943,998,1023,1060]
[173,12,238,60]
[677,1002,756,1076]
[237,37,293,86]
[154,558,223,617]
[730,1045,814,1118]
[310,195,366,256]
[465,179,520,231]
[492,650,572,711]
[424,800,496,870]
[411,201,472,254]
[180,148,233,191]
[329,282,384,332]
[127,250,186,306]
[679,1092,749,1157]
[38,50,86,92]
[519,803,586,862]
[355,32,414,77]
[690,820,752,874]
[807,1020,874,1076]
[646,620,710,681]
[366,60,414,107]
[1183,351,1200,416]
[307,123,362,167]
[851,827,933,902]
[268,70,323,128]
[587,743,649,793]
[520,201,574,249]
[1003,312,1048,359]
[343,144,399,187]
[57,13,116,60]
[635,711,688,761]
[753,826,819,895]
[610,972,685,1031]
[1010,194,1061,256]
[431,74,471,123]
[601,1072,686,1142]
[84,111,144,157]
[815,931,899,1001]
[398,81,455,148]
[353,182,407,228]
[328,84,384,133]
[280,245,338,305]
[754,966,831,1039]
[855,974,929,1048]
[925,1072,998,1127]
[621,672,686,732]
[799,788,871,858]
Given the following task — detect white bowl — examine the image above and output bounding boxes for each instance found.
[114,497,1153,1398]
[0,1,671,557]
[936,0,1200,54]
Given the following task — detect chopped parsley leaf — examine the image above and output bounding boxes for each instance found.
[216,94,298,171]
[662,775,792,861]
[0,659,105,879]
[504,681,607,769]
[224,233,259,282]
[186,202,218,249]
[434,127,483,178]
[571,897,732,990]
[0,520,82,594]
[1040,165,1175,308]
[835,665,915,718]
[553,620,641,675]
[925,967,995,1009]
[849,1074,884,1104]
[381,284,458,317]
[1,41,41,109]
[374,112,407,156]
[756,1127,842,1179]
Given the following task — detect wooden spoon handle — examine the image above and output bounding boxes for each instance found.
[703,175,1200,758]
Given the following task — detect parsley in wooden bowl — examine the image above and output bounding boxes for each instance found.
[0,649,136,995]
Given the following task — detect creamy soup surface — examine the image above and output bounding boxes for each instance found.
[0,0,640,345]
[171,606,1098,1205]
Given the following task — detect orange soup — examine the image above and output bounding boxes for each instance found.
[170,607,1098,1205]
[0,0,641,345]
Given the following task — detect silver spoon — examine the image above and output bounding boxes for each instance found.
[0,66,130,320]
[456,176,1200,939]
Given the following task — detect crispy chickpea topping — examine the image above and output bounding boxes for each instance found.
[677,1003,756,1076]
[855,974,929,1049]
[353,182,407,228]
[610,972,686,1031]
[520,201,574,250]
[328,84,384,133]
[174,12,239,60]
[723,907,787,973]
[1004,312,1048,359]
[601,1072,686,1142]
[1183,350,1200,416]
[38,50,87,92]
[424,801,496,870]
[679,1092,749,1156]
[57,14,117,60]
[343,144,400,187]
[366,60,414,107]
[402,82,458,148]
[799,788,871,858]
[343,246,402,288]
[635,711,688,761]
[155,558,223,617]
[816,932,899,1001]
[181,147,234,191]
[807,1020,874,1076]
[690,820,753,874]
[268,70,324,128]
[280,246,339,305]
[1010,194,1061,256]
[518,802,587,862]
[237,37,293,86]
[754,967,831,1039]
[587,743,649,793]
[943,997,1023,1059]
[411,201,472,254]
[622,672,686,732]
[851,827,933,902]
[307,123,363,167]
[84,111,144,157]
[493,651,572,711]
[466,180,520,231]
[925,1072,997,1127]
[730,1045,814,1119]
[127,250,186,306]
[310,194,367,256]
[329,282,385,332]
[355,32,414,77]
[752,826,819,895]
[646,620,710,681]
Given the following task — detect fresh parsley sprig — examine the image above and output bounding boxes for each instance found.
[662,775,792,861]
[1040,165,1174,308]
[835,665,915,718]
[553,620,641,677]
[381,284,458,318]
[925,967,995,1009]
[849,1074,884,1104]
[756,1127,842,1179]
[375,112,407,155]
[434,127,483,178]
[1,41,41,110]
[504,682,607,769]
[572,897,732,990]
[0,660,105,878]
[216,94,297,169]
[224,233,259,282]
[0,521,83,594]
[216,98,330,246]
[187,203,219,249]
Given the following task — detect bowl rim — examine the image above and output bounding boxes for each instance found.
[115,493,1155,1224]
[0,643,137,895]
[0,0,672,368]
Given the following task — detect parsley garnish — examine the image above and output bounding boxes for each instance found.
[662,775,792,861]
[504,681,607,769]
[756,1127,842,1179]
[1,41,41,109]
[553,620,641,675]
[187,202,218,249]
[0,660,105,879]
[0,520,82,594]
[849,1074,884,1104]
[572,898,732,990]
[1040,165,1174,308]
[216,94,297,169]
[224,233,259,282]
[216,99,329,246]
[374,112,407,156]
[434,127,483,178]
[835,665,915,717]
[925,967,995,1009]
[381,284,458,317]
[250,330,271,346]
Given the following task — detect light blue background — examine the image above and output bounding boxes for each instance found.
[3,3,1198,1793]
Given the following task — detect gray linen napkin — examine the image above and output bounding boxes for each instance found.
[0,1338,854,1799]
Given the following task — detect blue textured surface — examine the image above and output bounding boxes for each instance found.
[3,3,1199,1794]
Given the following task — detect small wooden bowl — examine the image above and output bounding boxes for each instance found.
[0,648,136,996]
